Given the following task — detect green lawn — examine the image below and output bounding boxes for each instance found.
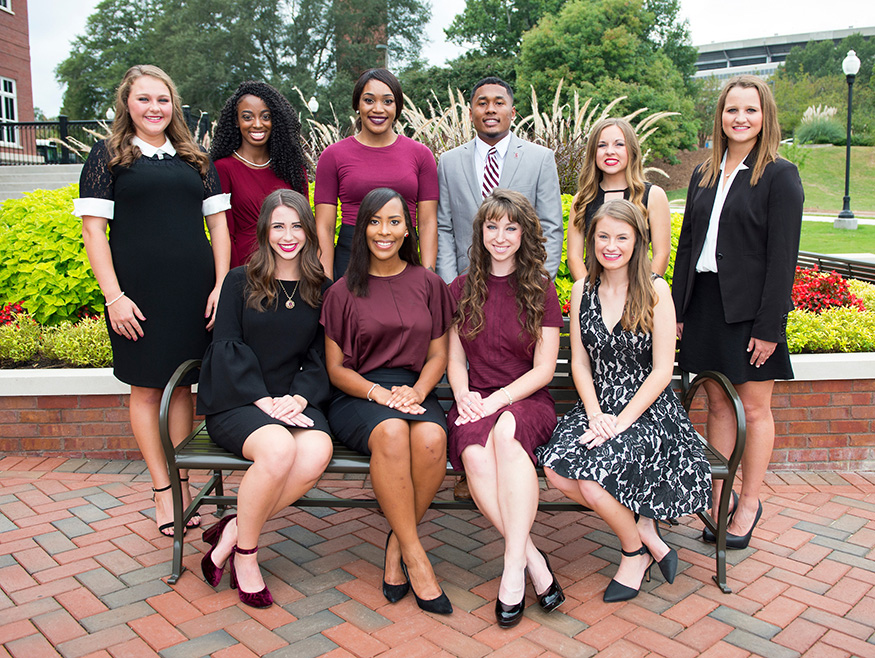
[664,146,875,215]
[798,222,875,254]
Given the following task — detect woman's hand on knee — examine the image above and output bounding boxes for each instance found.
[580,412,618,448]
[270,394,308,419]
[454,391,485,425]
[386,385,426,414]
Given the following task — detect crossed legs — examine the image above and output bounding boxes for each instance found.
[209,425,333,593]
[462,411,553,603]
[369,419,447,600]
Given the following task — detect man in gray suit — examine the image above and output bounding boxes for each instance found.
[436,77,563,283]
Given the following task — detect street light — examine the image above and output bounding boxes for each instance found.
[376,44,389,70]
[835,49,861,230]
[307,96,319,114]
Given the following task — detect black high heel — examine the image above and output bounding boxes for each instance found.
[401,562,453,614]
[725,500,763,550]
[382,531,410,603]
[495,595,525,628]
[652,523,678,584]
[533,548,565,612]
[603,545,652,603]
[703,490,738,544]
[151,484,177,537]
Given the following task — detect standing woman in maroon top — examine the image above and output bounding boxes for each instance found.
[447,189,565,627]
[321,188,454,614]
[211,81,309,268]
[314,69,439,279]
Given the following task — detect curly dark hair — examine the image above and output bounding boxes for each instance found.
[210,81,307,194]
[454,189,549,346]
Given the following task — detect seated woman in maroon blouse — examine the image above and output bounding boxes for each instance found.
[197,190,332,609]
[321,187,454,615]
[447,189,565,627]
[211,82,309,268]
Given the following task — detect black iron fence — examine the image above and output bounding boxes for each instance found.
[0,116,105,165]
[0,108,211,166]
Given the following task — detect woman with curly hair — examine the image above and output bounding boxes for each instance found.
[446,189,565,627]
[196,189,333,608]
[211,81,309,268]
[566,118,671,280]
[315,69,438,279]
[75,64,231,537]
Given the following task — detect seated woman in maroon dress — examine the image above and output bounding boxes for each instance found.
[447,189,565,627]
[321,188,454,615]
[197,190,333,609]
[211,81,309,268]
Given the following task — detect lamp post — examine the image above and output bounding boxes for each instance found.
[835,49,861,230]
[376,44,389,70]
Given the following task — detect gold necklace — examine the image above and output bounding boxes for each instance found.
[277,279,300,309]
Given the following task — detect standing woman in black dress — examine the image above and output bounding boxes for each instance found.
[75,65,231,536]
[673,75,804,549]
[196,190,333,608]
[321,188,454,614]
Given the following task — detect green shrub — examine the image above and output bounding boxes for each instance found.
[787,307,875,353]
[0,314,41,363]
[848,279,875,309]
[0,185,103,325]
[41,316,112,367]
[795,117,846,145]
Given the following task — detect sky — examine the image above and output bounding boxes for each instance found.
[26,0,875,116]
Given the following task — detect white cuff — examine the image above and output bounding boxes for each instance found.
[73,197,114,219]
[202,193,231,216]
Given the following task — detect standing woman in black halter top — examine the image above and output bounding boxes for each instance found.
[566,118,671,280]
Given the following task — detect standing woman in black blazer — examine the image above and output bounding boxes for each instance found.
[672,75,803,550]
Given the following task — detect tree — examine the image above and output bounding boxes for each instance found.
[56,0,430,121]
[445,0,567,59]
[398,52,517,109]
[516,0,697,157]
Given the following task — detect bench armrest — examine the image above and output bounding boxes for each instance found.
[158,359,202,471]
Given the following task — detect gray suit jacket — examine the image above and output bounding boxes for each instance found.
[436,133,563,282]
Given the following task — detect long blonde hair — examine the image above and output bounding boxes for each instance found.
[107,65,210,175]
[585,199,656,334]
[572,118,647,231]
[699,75,780,187]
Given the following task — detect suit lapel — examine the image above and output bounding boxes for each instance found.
[499,133,523,187]
[461,140,480,202]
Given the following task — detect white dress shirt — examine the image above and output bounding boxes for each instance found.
[474,133,512,187]
[696,153,749,273]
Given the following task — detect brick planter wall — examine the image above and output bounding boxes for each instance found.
[2,359,874,468]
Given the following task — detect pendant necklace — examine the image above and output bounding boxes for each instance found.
[233,151,272,168]
[277,279,300,309]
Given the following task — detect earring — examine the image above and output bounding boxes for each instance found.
[404,232,409,237]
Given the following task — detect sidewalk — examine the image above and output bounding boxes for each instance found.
[1,457,874,658]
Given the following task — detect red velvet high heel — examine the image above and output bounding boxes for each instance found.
[229,545,273,608]
[200,514,236,587]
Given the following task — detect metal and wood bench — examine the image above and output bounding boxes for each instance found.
[797,251,875,285]
[158,318,745,593]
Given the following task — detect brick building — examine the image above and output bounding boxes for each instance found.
[0,0,36,161]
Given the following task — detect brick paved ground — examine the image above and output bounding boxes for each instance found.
[1,456,874,658]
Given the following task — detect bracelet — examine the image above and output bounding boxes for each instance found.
[500,387,513,405]
[366,383,378,402]
[105,292,125,307]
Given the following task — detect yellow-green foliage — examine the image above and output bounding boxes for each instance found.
[0,314,41,362]
[787,307,875,353]
[41,316,112,367]
[0,185,103,325]
[848,279,875,310]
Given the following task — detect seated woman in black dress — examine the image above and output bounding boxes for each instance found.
[447,189,565,627]
[538,200,710,603]
[197,189,333,608]
[321,188,454,615]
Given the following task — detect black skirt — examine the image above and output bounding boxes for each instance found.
[333,224,355,282]
[327,367,448,456]
[206,404,331,459]
[678,273,793,384]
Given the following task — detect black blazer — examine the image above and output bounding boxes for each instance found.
[672,153,804,343]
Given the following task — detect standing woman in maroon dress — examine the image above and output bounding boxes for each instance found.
[211,81,309,268]
[447,189,565,627]
[321,187,454,614]
[75,65,231,536]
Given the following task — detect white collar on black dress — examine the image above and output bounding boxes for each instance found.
[132,136,177,159]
